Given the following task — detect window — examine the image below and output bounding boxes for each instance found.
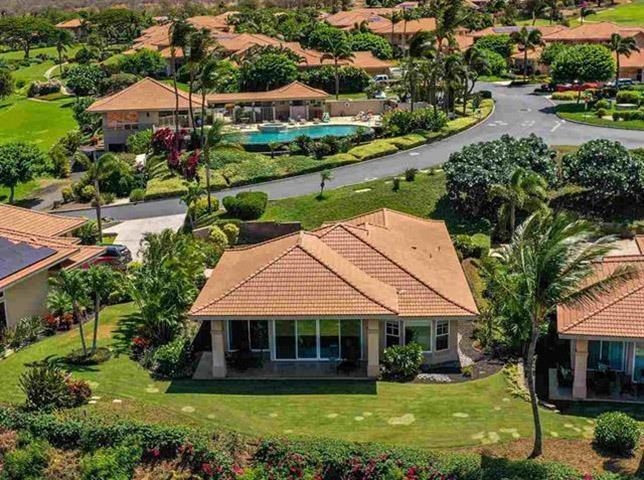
[588,340,624,371]
[228,320,268,351]
[275,320,296,359]
[405,320,431,352]
[385,321,400,348]
[634,343,644,384]
[0,291,6,331]
[273,320,362,360]
[435,320,449,351]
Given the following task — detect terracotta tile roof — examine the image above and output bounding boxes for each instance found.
[207,81,329,104]
[191,208,478,319]
[543,22,643,42]
[616,49,644,68]
[557,254,644,339]
[371,17,436,35]
[189,12,237,31]
[0,204,86,237]
[56,18,82,29]
[324,9,395,29]
[471,24,567,39]
[86,77,203,113]
[454,33,474,51]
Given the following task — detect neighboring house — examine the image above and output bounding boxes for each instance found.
[86,77,203,152]
[0,205,104,331]
[554,235,644,402]
[55,18,84,38]
[189,208,479,379]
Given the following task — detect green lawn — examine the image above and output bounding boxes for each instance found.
[0,302,614,449]
[555,102,644,131]
[262,170,490,233]
[0,95,76,149]
[579,0,644,25]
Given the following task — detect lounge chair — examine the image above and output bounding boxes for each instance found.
[322,112,330,123]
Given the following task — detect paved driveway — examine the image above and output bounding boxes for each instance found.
[62,83,644,222]
[104,214,186,260]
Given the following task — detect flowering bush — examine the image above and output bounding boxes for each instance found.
[131,335,151,359]
[65,379,92,407]
[183,149,201,180]
[42,314,58,335]
[152,127,179,154]
[59,313,73,330]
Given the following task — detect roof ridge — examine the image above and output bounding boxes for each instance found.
[190,239,301,315]
[298,235,398,314]
[560,281,644,334]
[320,223,476,316]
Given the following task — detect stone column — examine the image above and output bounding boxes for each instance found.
[366,319,380,378]
[210,320,227,378]
[572,339,588,400]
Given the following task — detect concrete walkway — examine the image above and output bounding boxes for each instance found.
[104,214,185,260]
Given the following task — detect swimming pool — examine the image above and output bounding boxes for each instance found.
[241,124,363,144]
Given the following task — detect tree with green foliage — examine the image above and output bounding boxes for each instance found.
[319,169,333,197]
[84,265,119,354]
[609,34,640,89]
[348,32,393,59]
[73,96,101,134]
[66,64,105,96]
[475,34,513,59]
[0,16,55,59]
[462,47,490,114]
[80,153,120,241]
[551,44,614,102]
[118,48,167,78]
[185,29,216,131]
[489,167,548,236]
[91,8,147,45]
[181,181,205,229]
[0,143,45,203]
[511,27,543,80]
[472,47,506,76]
[538,42,568,66]
[239,51,299,91]
[50,269,90,355]
[492,211,637,458]
[202,119,242,213]
[0,69,14,100]
[53,28,74,77]
[169,18,195,133]
[319,32,355,100]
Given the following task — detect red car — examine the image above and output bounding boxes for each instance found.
[87,244,132,270]
[554,82,601,92]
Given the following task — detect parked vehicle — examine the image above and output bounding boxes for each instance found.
[373,74,389,84]
[606,78,635,88]
[554,82,601,92]
[92,244,132,269]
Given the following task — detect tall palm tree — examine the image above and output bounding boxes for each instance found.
[202,118,242,213]
[50,269,89,355]
[609,33,640,90]
[462,46,490,115]
[493,211,637,458]
[545,0,563,24]
[511,27,543,81]
[169,18,195,132]
[442,53,466,113]
[53,29,73,76]
[320,34,354,100]
[185,28,213,132]
[385,11,403,49]
[409,31,440,111]
[489,167,548,236]
[81,152,119,242]
[84,265,118,353]
[401,56,422,111]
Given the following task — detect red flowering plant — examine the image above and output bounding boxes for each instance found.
[183,149,201,180]
[130,335,151,360]
[42,314,58,335]
[152,127,176,154]
[64,378,92,407]
[58,313,73,330]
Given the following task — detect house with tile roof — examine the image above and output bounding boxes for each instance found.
[0,205,104,331]
[189,208,478,379]
[554,235,644,402]
[86,77,204,151]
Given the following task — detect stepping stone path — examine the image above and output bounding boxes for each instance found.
[269,413,278,418]
[362,412,372,417]
[88,400,97,405]
[112,399,122,404]
[88,381,99,389]
[354,416,364,421]
[502,397,511,403]
[181,406,195,413]
[550,431,559,437]
[493,406,502,411]
[207,414,216,419]
[326,413,338,419]
[145,387,160,393]
[354,188,371,193]
[90,396,101,401]
[388,414,415,426]
[471,432,485,440]
[452,412,469,418]
[284,429,293,434]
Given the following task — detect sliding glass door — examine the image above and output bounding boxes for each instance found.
[273,319,362,360]
[634,343,644,383]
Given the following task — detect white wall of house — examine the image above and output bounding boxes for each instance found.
[2,271,50,329]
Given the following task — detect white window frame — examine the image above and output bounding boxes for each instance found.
[588,340,626,372]
[435,320,450,352]
[385,320,401,347]
[632,342,644,384]
[227,320,269,352]
[271,319,363,361]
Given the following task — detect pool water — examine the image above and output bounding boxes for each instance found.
[241,124,362,144]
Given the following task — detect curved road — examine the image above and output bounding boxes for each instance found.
[63,83,643,221]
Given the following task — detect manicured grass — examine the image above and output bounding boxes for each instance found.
[0,302,614,449]
[11,61,56,85]
[262,170,490,233]
[555,102,644,131]
[0,96,76,149]
[579,0,644,25]
[0,178,70,205]
[0,45,77,61]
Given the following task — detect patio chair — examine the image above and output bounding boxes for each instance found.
[336,344,361,376]
[226,341,262,371]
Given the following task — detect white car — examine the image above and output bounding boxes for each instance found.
[373,74,389,83]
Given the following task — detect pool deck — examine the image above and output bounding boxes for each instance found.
[229,116,381,133]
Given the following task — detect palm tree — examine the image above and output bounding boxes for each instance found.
[511,27,543,81]
[81,152,119,242]
[462,47,489,115]
[493,211,637,458]
[409,31,440,111]
[320,34,354,100]
[609,34,640,90]
[50,269,90,355]
[53,29,73,76]
[202,118,242,213]
[169,18,195,132]
[181,181,205,229]
[442,53,466,113]
[84,265,118,353]
[545,0,563,24]
[489,167,548,236]
[526,0,546,25]
[385,11,403,48]
[319,169,333,198]
[185,28,213,132]
[401,56,422,111]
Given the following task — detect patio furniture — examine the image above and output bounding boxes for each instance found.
[619,372,635,396]
[336,345,361,376]
[227,346,262,371]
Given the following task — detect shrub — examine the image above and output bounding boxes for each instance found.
[382,108,447,136]
[222,223,240,246]
[190,196,220,221]
[404,168,418,182]
[99,73,139,95]
[475,34,513,58]
[74,221,100,245]
[80,443,143,480]
[594,99,610,110]
[118,48,166,77]
[19,363,91,411]
[386,134,426,150]
[478,90,492,99]
[27,80,61,98]
[6,315,43,349]
[3,439,50,479]
[347,140,398,160]
[454,234,490,259]
[594,411,640,455]
[79,184,97,202]
[222,191,268,220]
[48,144,71,178]
[129,188,145,202]
[596,108,608,118]
[551,91,578,101]
[615,90,641,105]
[392,177,401,192]
[381,343,424,381]
[300,65,371,94]
[65,379,92,407]
[126,129,153,154]
[151,335,193,378]
[475,47,507,76]
[43,449,82,480]
[66,64,105,96]
[612,110,644,121]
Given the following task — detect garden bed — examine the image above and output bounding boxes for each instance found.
[555,102,644,131]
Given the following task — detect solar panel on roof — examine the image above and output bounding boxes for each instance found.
[0,237,56,280]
